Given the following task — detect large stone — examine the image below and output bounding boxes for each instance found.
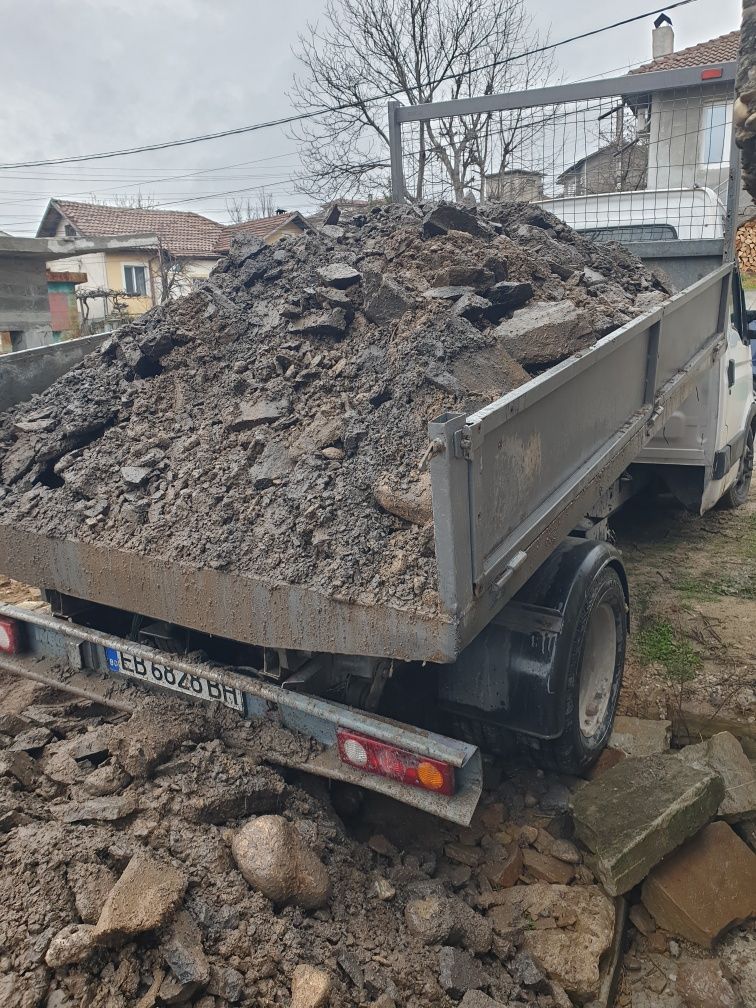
[290,309,349,338]
[94,853,187,942]
[231,815,331,909]
[571,754,724,895]
[676,959,736,1008]
[161,910,210,989]
[676,732,756,822]
[363,278,414,325]
[373,481,432,525]
[317,263,361,288]
[437,946,489,998]
[291,964,332,1008]
[641,821,756,948]
[495,301,593,368]
[404,896,492,954]
[486,883,614,1002]
[482,281,534,321]
[45,924,99,968]
[610,716,671,757]
[422,203,491,239]
[0,750,42,789]
[60,794,138,823]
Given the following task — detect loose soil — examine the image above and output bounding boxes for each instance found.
[0,201,670,614]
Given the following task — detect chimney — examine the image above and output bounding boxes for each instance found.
[652,13,674,60]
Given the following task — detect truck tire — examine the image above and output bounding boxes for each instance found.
[719,428,754,509]
[527,564,626,774]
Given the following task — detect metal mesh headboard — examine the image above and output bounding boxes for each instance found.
[388,64,737,250]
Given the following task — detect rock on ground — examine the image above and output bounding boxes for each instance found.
[93,852,188,942]
[675,731,756,822]
[290,964,332,1008]
[676,959,737,1008]
[404,895,492,954]
[485,883,616,999]
[486,883,614,1001]
[571,753,724,895]
[641,821,756,948]
[44,924,99,968]
[231,814,331,909]
[610,715,671,757]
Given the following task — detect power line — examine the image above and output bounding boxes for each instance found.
[0,0,700,171]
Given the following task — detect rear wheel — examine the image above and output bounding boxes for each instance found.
[720,428,754,509]
[447,560,627,776]
[530,565,626,773]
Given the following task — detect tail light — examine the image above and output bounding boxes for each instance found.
[0,617,21,655]
[337,728,455,795]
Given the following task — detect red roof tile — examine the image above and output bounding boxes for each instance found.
[631,30,739,74]
[38,200,309,258]
[38,200,224,257]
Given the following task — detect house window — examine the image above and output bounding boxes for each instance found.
[64,224,76,237]
[124,265,148,297]
[699,101,731,166]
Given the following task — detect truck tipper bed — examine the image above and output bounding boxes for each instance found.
[1,67,754,824]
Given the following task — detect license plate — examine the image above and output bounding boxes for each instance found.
[104,646,245,713]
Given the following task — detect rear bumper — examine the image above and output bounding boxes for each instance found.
[0,603,482,825]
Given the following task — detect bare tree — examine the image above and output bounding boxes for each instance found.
[288,0,555,202]
[225,188,279,222]
[150,239,192,304]
[87,191,159,209]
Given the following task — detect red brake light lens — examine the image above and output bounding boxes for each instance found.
[0,617,21,655]
[336,728,455,795]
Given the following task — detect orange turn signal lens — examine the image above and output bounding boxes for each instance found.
[417,761,445,791]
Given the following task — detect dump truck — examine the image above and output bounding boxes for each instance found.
[0,65,754,825]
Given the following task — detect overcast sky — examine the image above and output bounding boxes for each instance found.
[0,0,741,235]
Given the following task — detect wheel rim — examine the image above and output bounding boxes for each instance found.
[578,601,617,738]
[734,436,754,496]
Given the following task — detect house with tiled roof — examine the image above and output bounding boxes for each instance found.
[628,19,740,206]
[36,200,309,328]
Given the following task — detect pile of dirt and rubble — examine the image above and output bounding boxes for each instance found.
[1,660,755,1008]
[0,201,672,612]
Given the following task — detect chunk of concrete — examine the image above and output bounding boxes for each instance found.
[94,853,187,942]
[641,821,756,948]
[373,480,432,525]
[675,731,756,822]
[521,848,574,884]
[290,309,349,338]
[495,301,593,368]
[610,715,671,757]
[60,794,138,823]
[291,964,332,1008]
[485,883,614,1003]
[363,278,414,325]
[675,959,737,1008]
[571,754,724,895]
[668,700,756,759]
[0,750,42,789]
[422,285,473,301]
[482,281,534,321]
[422,203,491,239]
[161,910,210,988]
[479,845,523,889]
[45,924,99,968]
[404,896,492,954]
[437,946,489,997]
[231,814,331,910]
[317,263,361,288]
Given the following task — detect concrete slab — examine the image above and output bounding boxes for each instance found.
[571,755,723,895]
